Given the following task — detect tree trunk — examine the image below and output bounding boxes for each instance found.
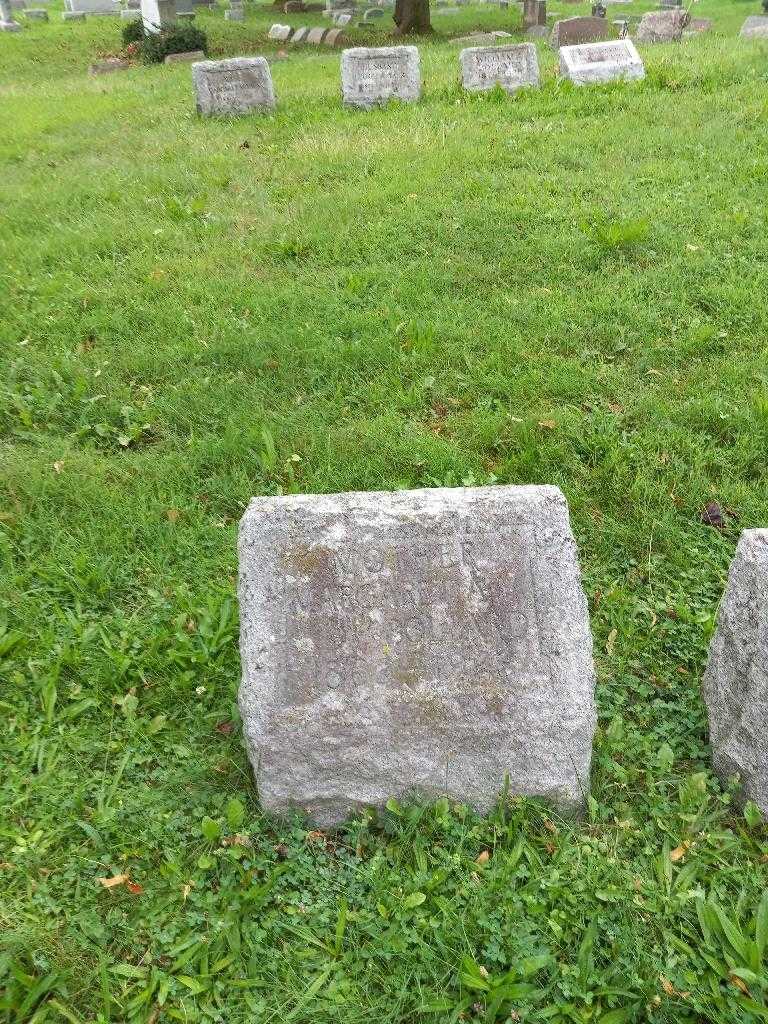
[393,0,432,34]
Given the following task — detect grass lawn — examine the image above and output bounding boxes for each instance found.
[3,0,768,1020]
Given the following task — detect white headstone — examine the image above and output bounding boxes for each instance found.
[192,56,276,115]
[341,45,421,108]
[268,21,292,38]
[290,24,309,40]
[65,0,118,12]
[0,0,21,27]
[459,42,540,92]
[703,530,768,815]
[141,0,175,31]
[559,38,644,84]
[238,485,597,827]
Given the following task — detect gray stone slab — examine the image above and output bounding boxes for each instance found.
[238,485,597,828]
[741,15,768,38]
[165,47,205,60]
[703,530,768,816]
[120,7,140,16]
[459,42,539,92]
[550,14,610,47]
[324,26,345,43]
[341,44,420,108]
[268,21,292,38]
[63,9,87,17]
[25,8,48,18]
[307,24,326,40]
[363,5,383,14]
[224,7,244,17]
[290,24,309,39]
[66,0,117,11]
[635,7,685,42]
[334,11,351,23]
[559,37,643,82]
[192,56,276,114]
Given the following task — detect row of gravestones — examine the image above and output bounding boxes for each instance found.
[269,22,346,43]
[191,41,644,115]
[237,485,768,827]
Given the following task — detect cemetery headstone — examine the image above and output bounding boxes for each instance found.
[63,9,87,17]
[0,0,21,27]
[290,24,310,39]
[225,0,244,19]
[522,0,545,26]
[238,485,597,827]
[740,15,768,37]
[324,26,345,43]
[363,6,383,16]
[25,8,48,17]
[550,15,611,47]
[141,0,175,32]
[66,0,118,12]
[341,45,420,108]
[165,47,205,60]
[334,11,351,23]
[703,530,768,815]
[635,7,685,42]
[459,42,540,93]
[307,24,326,39]
[268,21,292,38]
[559,37,643,82]
[454,29,511,43]
[526,24,549,36]
[192,56,276,115]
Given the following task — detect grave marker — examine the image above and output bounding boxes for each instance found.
[550,15,610,47]
[0,0,21,27]
[192,56,276,115]
[307,24,326,40]
[63,9,87,17]
[341,45,420,108]
[559,37,643,83]
[290,24,309,39]
[459,42,540,93]
[703,531,768,815]
[141,0,175,31]
[635,7,685,42]
[268,21,292,38]
[740,15,768,37]
[238,485,597,826]
[325,26,345,43]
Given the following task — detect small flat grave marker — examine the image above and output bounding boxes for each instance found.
[165,48,205,61]
[192,56,276,115]
[238,485,597,827]
[459,42,540,93]
[63,9,87,17]
[559,37,643,83]
[325,26,345,43]
[341,45,420,108]
[290,24,309,39]
[307,24,326,40]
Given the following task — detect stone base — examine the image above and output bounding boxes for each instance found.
[63,10,87,17]
[0,18,21,27]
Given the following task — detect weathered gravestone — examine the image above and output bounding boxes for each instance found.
[268,21,292,38]
[65,0,118,12]
[635,7,685,42]
[741,15,768,38]
[25,8,48,18]
[703,531,768,816]
[522,0,545,26]
[141,0,175,31]
[459,42,540,93]
[363,6,383,16]
[89,57,131,71]
[290,24,310,39]
[165,47,205,60]
[559,37,643,82]
[325,25,345,42]
[63,9,87,17]
[192,56,276,114]
[0,0,21,29]
[225,0,244,20]
[238,485,597,827]
[341,45,420,108]
[550,15,610,48]
[454,29,512,43]
[307,24,326,39]
[334,11,351,23]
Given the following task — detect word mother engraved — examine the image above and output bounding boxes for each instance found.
[238,485,596,826]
